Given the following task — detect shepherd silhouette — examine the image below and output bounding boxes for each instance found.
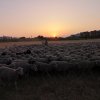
[44,38,48,46]
[42,38,48,46]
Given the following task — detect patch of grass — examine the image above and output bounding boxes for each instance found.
[0,72,100,100]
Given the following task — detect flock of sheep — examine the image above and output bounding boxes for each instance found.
[0,41,100,86]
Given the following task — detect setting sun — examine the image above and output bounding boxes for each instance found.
[53,34,56,37]
[51,32,58,37]
[44,23,64,37]
[50,32,58,37]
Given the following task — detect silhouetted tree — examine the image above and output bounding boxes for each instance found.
[37,35,44,40]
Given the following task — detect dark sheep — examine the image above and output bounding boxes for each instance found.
[49,61,71,72]
[0,58,12,65]
[9,60,38,75]
[0,66,23,86]
[35,62,51,72]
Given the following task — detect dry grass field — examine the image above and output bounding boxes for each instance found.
[0,72,100,100]
[0,39,100,48]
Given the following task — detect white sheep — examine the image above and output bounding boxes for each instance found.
[9,60,38,75]
[0,66,23,86]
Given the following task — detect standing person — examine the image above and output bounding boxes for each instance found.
[44,38,48,46]
[41,38,48,46]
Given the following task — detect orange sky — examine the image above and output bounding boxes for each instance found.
[0,0,100,37]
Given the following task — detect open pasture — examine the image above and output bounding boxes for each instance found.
[0,39,100,48]
[0,39,100,100]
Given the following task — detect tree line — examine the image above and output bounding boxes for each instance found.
[0,30,100,42]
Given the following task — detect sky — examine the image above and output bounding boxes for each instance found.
[0,0,100,37]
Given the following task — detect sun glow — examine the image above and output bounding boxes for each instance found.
[41,23,66,37]
[53,34,56,37]
[46,24,61,37]
[52,33,58,37]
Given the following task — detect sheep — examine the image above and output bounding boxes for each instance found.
[28,57,48,63]
[34,61,53,78]
[1,51,7,56]
[91,55,100,60]
[0,66,23,87]
[9,60,38,76]
[0,64,9,67]
[75,60,95,74]
[45,55,58,62]
[0,41,99,77]
[35,62,51,72]
[0,57,12,65]
[77,60,95,69]
[49,61,72,73]
[24,49,32,55]
[92,60,100,73]
[16,49,32,55]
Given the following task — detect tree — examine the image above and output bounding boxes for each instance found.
[37,35,45,40]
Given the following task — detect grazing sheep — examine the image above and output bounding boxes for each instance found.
[0,58,12,65]
[49,61,71,72]
[0,64,9,67]
[0,66,23,86]
[92,60,100,72]
[9,60,38,75]
[24,49,32,54]
[36,58,48,63]
[16,52,23,55]
[28,57,48,63]
[1,52,7,56]
[77,60,95,70]
[35,62,51,72]
[28,57,36,64]
[45,55,58,62]
[74,60,96,74]
[0,41,99,77]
